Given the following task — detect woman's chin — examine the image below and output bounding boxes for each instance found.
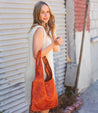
[44,20,49,24]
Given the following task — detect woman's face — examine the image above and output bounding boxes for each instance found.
[40,4,50,24]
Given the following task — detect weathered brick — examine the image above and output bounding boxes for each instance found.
[74,0,90,32]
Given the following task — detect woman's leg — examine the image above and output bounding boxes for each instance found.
[29,106,38,113]
[40,109,49,113]
[29,106,49,113]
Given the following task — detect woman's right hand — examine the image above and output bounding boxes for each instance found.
[54,37,63,46]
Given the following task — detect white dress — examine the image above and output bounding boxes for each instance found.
[24,25,54,104]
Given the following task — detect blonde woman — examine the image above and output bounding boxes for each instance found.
[26,1,63,113]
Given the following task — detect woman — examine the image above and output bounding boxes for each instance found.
[26,1,63,113]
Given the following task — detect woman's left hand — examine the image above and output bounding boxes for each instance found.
[54,36,63,46]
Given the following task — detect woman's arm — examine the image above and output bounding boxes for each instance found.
[33,27,63,58]
[53,46,60,52]
[52,32,61,52]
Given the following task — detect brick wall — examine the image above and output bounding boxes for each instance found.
[74,0,90,32]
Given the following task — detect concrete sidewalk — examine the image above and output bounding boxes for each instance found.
[73,80,98,113]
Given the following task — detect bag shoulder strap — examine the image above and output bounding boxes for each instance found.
[42,56,52,81]
[36,51,53,81]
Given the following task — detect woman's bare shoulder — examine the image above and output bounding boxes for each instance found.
[33,26,44,40]
[34,27,44,37]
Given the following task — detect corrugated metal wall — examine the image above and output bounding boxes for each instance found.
[53,0,67,95]
[0,0,67,112]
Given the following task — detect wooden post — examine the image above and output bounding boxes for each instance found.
[74,0,90,94]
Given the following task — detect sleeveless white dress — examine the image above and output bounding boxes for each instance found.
[24,25,55,104]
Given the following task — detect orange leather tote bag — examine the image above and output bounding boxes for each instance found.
[30,51,58,112]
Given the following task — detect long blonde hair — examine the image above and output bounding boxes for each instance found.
[30,1,56,39]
